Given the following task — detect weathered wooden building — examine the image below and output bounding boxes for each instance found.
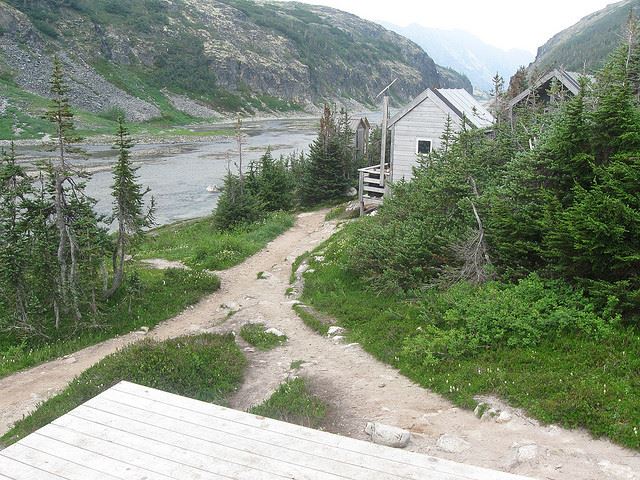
[358,88,493,211]
[350,117,371,157]
[508,68,593,116]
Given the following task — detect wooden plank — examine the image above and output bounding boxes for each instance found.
[35,423,259,480]
[2,444,116,480]
[110,382,530,480]
[72,400,466,480]
[0,455,66,480]
[52,414,344,480]
[17,432,174,480]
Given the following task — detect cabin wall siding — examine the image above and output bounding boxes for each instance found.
[390,95,462,182]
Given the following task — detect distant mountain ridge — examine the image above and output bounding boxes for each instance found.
[0,0,471,130]
[381,22,533,92]
[531,0,640,73]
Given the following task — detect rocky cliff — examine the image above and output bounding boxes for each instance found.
[0,0,471,124]
[530,0,639,74]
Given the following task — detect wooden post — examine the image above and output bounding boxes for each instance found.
[379,94,389,187]
[359,170,365,217]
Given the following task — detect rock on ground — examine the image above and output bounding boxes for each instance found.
[265,327,286,337]
[364,422,411,448]
[436,434,471,454]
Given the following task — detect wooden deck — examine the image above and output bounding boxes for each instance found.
[0,381,533,480]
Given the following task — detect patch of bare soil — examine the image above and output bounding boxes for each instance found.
[1,210,639,480]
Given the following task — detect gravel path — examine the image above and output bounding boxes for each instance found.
[1,210,639,479]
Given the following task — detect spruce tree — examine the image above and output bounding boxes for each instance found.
[250,149,295,212]
[491,73,505,121]
[45,56,80,325]
[44,56,104,326]
[300,105,350,206]
[0,144,32,328]
[107,117,155,298]
[440,115,457,154]
[213,171,264,230]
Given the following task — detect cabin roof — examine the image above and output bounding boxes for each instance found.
[508,68,595,109]
[0,381,534,480]
[388,88,494,129]
[349,117,370,130]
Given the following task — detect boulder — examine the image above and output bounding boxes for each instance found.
[364,422,411,448]
[327,326,345,337]
[513,443,539,464]
[436,434,471,454]
[265,327,286,337]
[496,411,513,424]
[345,200,360,213]
[346,187,358,197]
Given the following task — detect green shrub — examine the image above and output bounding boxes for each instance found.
[1,333,246,445]
[213,172,265,230]
[246,150,296,212]
[250,378,326,428]
[402,274,614,366]
[298,230,640,450]
[240,323,287,350]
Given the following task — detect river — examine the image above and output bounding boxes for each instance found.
[13,117,323,227]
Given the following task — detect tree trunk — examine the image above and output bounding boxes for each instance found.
[106,220,126,299]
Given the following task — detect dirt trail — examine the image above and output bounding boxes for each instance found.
[2,210,639,479]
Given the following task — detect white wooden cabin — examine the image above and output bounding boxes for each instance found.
[359,88,494,211]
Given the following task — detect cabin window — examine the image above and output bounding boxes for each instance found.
[416,139,432,155]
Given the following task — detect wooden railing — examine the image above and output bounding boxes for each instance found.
[358,164,390,215]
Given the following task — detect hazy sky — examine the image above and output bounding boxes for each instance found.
[284,0,620,53]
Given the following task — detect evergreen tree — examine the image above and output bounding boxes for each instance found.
[44,56,104,326]
[506,66,528,100]
[213,172,264,230]
[491,73,505,122]
[440,115,457,154]
[45,55,81,325]
[248,149,295,212]
[0,144,32,328]
[300,105,350,206]
[107,117,155,298]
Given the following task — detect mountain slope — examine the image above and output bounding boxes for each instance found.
[531,0,639,73]
[382,23,532,92]
[0,0,470,132]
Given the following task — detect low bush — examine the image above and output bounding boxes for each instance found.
[1,333,246,445]
[402,274,615,366]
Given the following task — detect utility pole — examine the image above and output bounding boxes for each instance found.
[376,79,397,187]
